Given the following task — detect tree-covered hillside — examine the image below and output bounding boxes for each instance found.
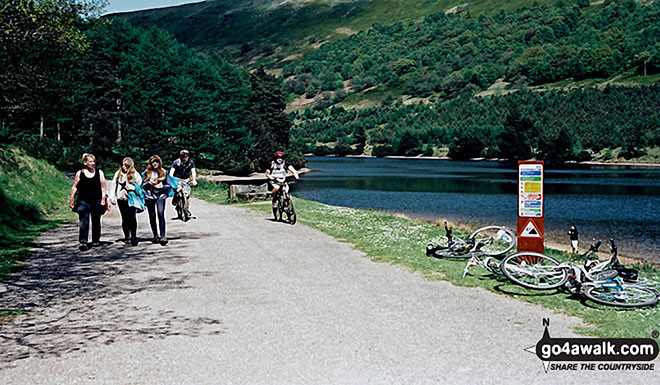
[1,1,300,174]
[284,0,659,103]
[113,0,545,67]
[114,1,660,163]
[282,0,660,161]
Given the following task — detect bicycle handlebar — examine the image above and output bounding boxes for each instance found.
[274,176,299,184]
[443,221,454,245]
[589,239,602,252]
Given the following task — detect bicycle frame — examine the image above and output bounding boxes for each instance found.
[272,179,292,203]
[427,222,515,260]
[431,222,478,254]
[462,254,502,278]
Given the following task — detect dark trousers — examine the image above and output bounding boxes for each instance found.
[146,198,166,238]
[77,200,101,243]
[117,200,137,240]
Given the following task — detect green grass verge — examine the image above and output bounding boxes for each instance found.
[246,198,660,339]
[0,146,76,280]
[0,309,27,317]
[194,179,231,205]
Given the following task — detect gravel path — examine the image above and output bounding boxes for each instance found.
[1,199,657,384]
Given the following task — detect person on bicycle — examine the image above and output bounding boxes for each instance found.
[169,149,197,217]
[265,151,299,209]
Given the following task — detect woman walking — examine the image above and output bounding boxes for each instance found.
[69,153,107,251]
[109,157,143,246]
[142,155,171,246]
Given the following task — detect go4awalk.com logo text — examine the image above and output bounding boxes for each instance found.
[526,319,659,372]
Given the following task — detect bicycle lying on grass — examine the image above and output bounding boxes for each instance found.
[499,239,659,308]
[462,253,505,279]
[426,221,516,259]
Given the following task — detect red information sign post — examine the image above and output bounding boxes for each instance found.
[517,161,544,253]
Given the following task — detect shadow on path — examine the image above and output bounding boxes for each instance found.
[0,221,223,367]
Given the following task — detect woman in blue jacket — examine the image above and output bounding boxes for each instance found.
[110,157,143,246]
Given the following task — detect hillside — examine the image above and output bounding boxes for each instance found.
[0,146,75,278]
[111,0,562,68]
[113,1,660,162]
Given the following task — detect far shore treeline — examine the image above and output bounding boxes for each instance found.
[294,86,660,162]
[0,0,303,174]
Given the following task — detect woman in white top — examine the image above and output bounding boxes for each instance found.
[109,157,142,245]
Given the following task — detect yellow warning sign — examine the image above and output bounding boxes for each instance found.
[524,182,542,193]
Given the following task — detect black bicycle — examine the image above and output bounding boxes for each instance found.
[172,179,191,222]
[272,177,297,225]
[426,221,516,259]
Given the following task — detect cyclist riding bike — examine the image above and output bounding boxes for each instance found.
[169,149,197,217]
[265,150,299,211]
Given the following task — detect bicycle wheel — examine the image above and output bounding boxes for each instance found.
[469,226,516,257]
[286,198,296,225]
[583,284,659,308]
[431,241,473,259]
[277,196,285,222]
[501,252,568,290]
[181,194,189,222]
[175,195,184,220]
[592,268,618,281]
[272,195,282,221]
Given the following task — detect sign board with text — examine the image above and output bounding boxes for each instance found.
[518,161,544,253]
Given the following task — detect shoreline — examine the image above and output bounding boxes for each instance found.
[199,168,312,184]
[305,154,660,168]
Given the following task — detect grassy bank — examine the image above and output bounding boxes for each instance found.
[0,146,76,280]
[246,198,660,339]
[193,179,230,204]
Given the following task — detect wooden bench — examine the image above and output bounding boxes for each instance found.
[229,183,270,201]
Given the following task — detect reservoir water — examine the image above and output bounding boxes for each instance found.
[295,156,660,264]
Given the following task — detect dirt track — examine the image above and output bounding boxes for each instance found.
[0,199,657,384]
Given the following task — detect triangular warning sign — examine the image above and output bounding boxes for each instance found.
[520,221,541,238]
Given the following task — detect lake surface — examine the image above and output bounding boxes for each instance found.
[295,156,660,264]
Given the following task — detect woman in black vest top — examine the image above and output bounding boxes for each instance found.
[69,153,107,250]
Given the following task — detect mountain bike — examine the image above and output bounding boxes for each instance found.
[272,177,297,225]
[426,221,516,259]
[173,179,191,222]
[500,239,659,308]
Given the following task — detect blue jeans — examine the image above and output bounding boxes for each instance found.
[76,200,102,243]
[146,198,166,238]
